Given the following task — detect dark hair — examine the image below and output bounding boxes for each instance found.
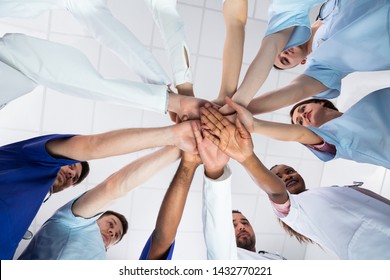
[232,209,242,214]
[100,210,129,242]
[277,218,315,244]
[74,161,90,185]
[289,98,339,124]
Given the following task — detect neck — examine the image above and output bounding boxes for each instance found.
[307,20,323,54]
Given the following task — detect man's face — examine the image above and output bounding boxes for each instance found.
[291,101,330,127]
[274,47,306,69]
[232,212,256,252]
[271,165,306,194]
[52,163,83,193]
[97,214,124,250]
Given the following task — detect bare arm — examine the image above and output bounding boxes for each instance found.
[253,119,322,145]
[241,154,288,204]
[45,121,197,161]
[247,74,328,115]
[217,28,294,113]
[215,0,248,104]
[148,151,201,260]
[71,146,181,218]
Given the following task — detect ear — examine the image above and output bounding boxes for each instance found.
[300,58,307,65]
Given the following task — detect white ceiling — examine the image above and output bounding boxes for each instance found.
[1,0,389,260]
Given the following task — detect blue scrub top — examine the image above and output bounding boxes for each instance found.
[0,134,79,259]
[139,232,175,260]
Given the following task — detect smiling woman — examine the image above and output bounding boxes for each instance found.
[224,87,390,169]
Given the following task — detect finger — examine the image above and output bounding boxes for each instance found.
[225,97,242,113]
[207,106,232,128]
[200,107,225,131]
[202,129,221,148]
[191,121,203,146]
[201,114,221,137]
[235,118,251,138]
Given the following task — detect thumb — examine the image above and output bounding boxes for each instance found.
[235,118,250,138]
[225,97,240,113]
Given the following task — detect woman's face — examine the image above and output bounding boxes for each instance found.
[271,165,306,194]
[292,102,329,127]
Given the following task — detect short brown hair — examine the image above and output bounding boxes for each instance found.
[289,98,339,124]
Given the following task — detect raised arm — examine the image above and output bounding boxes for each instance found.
[45,121,197,161]
[200,106,288,204]
[247,74,328,115]
[214,0,248,105]
[218,27,294,115]
[71,146,181,218]
[147,149,201,260]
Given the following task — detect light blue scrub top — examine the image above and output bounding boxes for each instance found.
[305,87,390,169]
[305,0,390,98]
[18,197,106,260]
[265,0,326,51]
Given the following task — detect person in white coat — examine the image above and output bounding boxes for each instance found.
[199,104,390,260]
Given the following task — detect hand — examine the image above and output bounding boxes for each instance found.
[219,103,235,116]
[192,121,229,179]
[225,97,254,132]
[169,83,195,123]
[171,120,198,154]
[200,106,254,163]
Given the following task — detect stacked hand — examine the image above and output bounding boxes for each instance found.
[199,103,254,163]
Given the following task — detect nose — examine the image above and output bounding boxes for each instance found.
[281,173,292,182]
[65,167,76,179]
[237,223,245,231]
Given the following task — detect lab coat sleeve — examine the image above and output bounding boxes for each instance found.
[202,166,238,260]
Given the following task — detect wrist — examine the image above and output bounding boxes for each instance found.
[240,152,256,166]
[204,167,224,180]
[181,158,201,169]
[167,90,179,113]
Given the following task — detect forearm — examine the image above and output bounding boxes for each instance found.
[231,29,293,107]
[149,158,199,259]
[72,146,180,218]
[47,126,179,161]
[241,153,288,204]
[252,118,322,145]
[248,75,328,115]
[218,0,247,100]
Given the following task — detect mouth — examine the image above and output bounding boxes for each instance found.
[237,232,249,239]
[306,111,312,123]
[102,233,109,244]
[286,179,298,189]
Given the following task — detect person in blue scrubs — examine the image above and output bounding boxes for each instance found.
[217,87,390,169]
[0,122,198,260]
[19,146,196,260]
[247,0,390,115]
